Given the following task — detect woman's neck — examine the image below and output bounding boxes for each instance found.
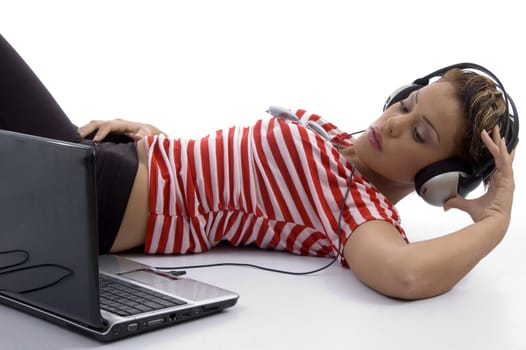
[339,146,414,204]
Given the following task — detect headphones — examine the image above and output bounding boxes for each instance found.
[383,63,519,206]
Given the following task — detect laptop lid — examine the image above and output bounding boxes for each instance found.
[0,129,239,341]
[0,129,107,330]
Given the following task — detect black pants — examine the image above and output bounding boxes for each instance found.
[0,34,138,253]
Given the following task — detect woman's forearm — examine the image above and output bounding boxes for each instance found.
[397,215,509,299]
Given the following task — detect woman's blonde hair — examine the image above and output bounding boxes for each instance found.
[441,68,508,172]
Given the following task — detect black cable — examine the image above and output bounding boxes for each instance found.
[156,170,353,276]
[0,250,74,294]
[0,250,29,270]
[0,264,73,294]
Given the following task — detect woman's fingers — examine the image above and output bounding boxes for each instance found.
[78,119,139,142]
[481,126,514,174]
[78,119,163,142]
[77,120,101,138]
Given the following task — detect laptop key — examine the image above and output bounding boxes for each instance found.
[98,275,186,316]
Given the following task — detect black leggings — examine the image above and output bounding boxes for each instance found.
[0,34,138,253]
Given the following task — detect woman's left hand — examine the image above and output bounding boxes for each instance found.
[443,125,515,224]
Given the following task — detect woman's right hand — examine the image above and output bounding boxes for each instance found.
[443,125,515,225]
[78,119,165,142]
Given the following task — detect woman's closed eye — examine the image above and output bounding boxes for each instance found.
[413,126,425,143]
[399,100,409,113]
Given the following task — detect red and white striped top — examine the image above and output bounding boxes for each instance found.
[143,109,407,261]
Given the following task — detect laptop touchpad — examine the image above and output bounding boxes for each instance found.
[118,269,235,301]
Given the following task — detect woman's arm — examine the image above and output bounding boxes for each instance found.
[344,127,515,300]
[78,118,166,142]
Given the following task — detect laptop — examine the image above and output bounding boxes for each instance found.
[0,129,239,342]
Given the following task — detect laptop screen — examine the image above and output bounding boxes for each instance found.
[0,130,105,330]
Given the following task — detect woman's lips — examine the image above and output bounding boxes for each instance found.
[367,126,383,151]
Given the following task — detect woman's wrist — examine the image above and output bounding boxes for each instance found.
[473,214,510,250]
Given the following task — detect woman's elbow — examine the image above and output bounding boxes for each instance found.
[349,251,447,300]
[385,270,429,301]
[374,260,451,301]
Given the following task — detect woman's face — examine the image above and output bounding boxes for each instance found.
[352,80,466,188]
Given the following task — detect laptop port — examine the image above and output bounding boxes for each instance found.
[180,307,202,319]
[127,323,139,332]
[202,305,220,312]
[111,325,121,336]
[145,317,166,327]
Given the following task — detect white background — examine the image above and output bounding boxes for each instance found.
[1,1,525,349]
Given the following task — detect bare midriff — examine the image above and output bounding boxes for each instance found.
[109,139,149,252]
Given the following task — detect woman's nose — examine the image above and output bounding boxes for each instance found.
[386,115,407,138]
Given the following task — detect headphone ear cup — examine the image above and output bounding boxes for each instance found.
[383,83,424,111]
[415,159,477,206]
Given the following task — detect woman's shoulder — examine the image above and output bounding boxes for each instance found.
[348,171,406,240]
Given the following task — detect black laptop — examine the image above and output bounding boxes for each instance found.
[0,129,239,341]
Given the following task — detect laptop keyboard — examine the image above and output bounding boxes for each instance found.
[99,274,186,317]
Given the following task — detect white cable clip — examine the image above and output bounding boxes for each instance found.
[266,106,330,140]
